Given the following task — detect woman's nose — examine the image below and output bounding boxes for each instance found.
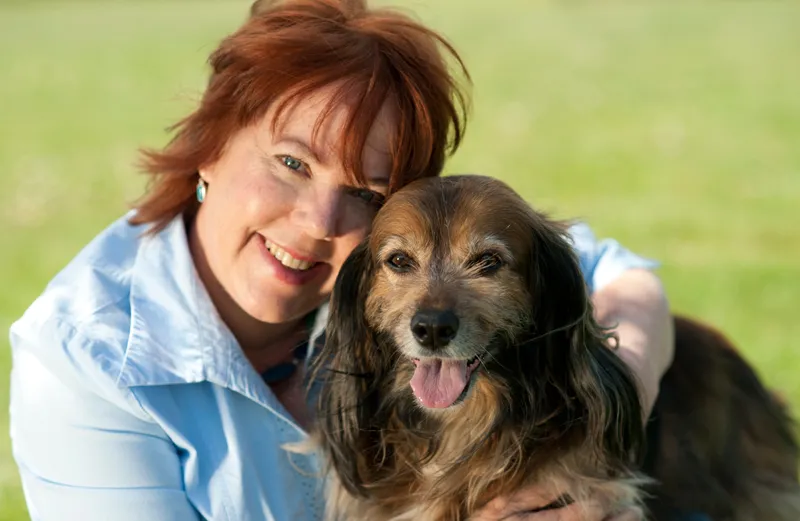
[291,185,341,240]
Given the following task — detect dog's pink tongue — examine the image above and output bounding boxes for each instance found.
[410,358,468,409]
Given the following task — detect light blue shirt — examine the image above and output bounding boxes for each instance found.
[8,211,657,521]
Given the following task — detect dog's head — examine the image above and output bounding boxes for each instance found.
[314,175,644,508]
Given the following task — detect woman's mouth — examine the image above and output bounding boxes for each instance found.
[258,236,330,286]
[264,239,318,271]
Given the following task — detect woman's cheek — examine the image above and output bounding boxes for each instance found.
[242,168,298,218]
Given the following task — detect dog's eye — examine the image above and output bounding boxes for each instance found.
[386,252,415,272]
[468,251,504,276]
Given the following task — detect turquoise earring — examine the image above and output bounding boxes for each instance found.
[196,177,207,203]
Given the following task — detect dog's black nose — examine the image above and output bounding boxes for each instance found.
[410,309,459,348]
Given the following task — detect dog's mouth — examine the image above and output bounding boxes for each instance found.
[409,356,481,409]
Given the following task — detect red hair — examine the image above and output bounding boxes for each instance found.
[131,0,470,232]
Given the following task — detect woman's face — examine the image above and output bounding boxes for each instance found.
[193,86,393,324]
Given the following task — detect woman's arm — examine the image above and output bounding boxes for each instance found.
[592,268,675,419]
[9,330,201,521]
[568,222,674,417]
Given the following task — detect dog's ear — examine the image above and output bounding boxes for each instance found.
[525,219,644,470]
[312,238,382,497]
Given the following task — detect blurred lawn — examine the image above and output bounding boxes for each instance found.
[1,0,799,518]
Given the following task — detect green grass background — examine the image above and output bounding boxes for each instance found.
[1,0,798,518]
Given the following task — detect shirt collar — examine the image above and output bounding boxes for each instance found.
[117,214,328,412]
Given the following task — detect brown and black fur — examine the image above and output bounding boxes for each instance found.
[310,174,800,520]
[643,315,800,520]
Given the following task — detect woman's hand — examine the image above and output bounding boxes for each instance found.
[472,485,643,521]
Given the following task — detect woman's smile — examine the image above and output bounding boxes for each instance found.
[256,234,331,287]
[263,238,318,271]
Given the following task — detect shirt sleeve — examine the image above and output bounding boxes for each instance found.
[567,222,660,295]
[8,319,202,521]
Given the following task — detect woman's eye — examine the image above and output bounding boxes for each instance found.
[386,252,414,272]
[279,155,306,172]
[469,251,504,276]
[350,188,386,208]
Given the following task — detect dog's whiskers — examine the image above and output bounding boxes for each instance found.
[513,313,594,348]
[325,368,374,378]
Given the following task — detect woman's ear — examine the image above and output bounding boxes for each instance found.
[525,219,644,470]
[312,238,382,498]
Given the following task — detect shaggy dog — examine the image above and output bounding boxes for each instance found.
[310,174,800,520]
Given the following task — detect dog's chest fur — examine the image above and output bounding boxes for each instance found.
[323,406,520,521]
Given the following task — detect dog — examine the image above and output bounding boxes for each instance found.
[309,174,800,520]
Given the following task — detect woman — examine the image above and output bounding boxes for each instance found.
[8,1,674,520]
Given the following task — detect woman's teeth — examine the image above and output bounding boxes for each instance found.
[264,239,316,271]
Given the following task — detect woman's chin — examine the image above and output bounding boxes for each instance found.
[238,283,324,326]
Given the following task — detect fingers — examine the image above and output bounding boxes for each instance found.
[472,485,563,520]
[471,481,644,521]
[603,507,644,521]
[520,501,643,521]
[544,500,607,521]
